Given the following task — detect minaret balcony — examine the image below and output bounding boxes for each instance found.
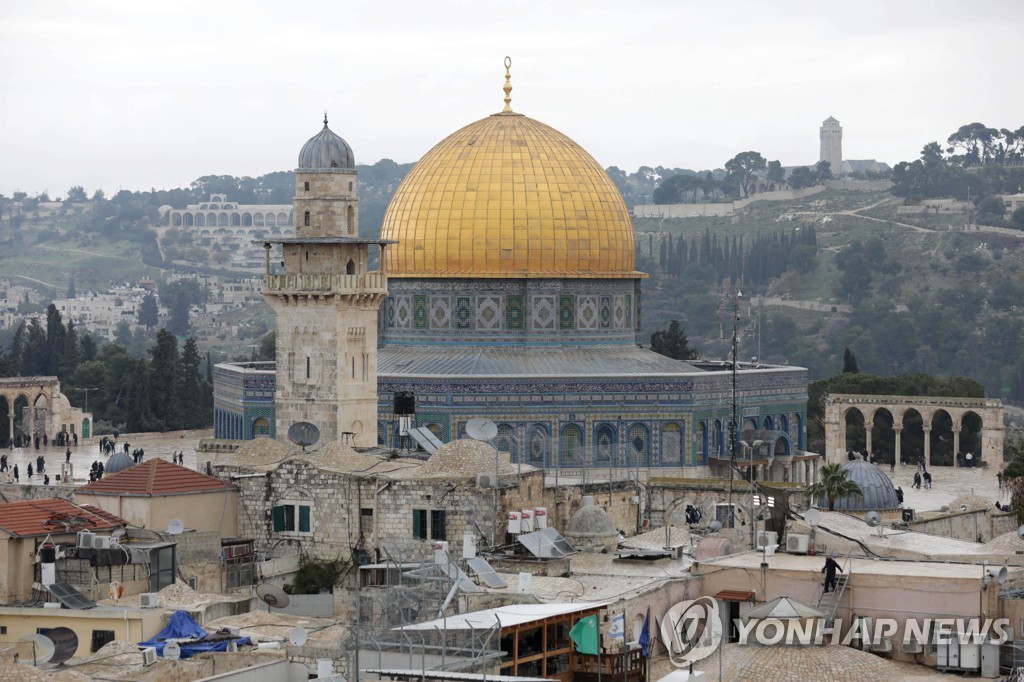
[264,272,388,295]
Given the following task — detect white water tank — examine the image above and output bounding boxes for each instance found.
[520,509,534,532]
[507,511,521,534]
[534,507,548,529]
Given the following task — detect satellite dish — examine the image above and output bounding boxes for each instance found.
[256,583,291,609]
[287,422,321,449]
[1017,524,1024,541]
[465,418,498,442]
[804,509,821,528]
[167,519,184,535]
[709,520,723,533]
[289,626,309,646]
[164,641,182,660]
[47,627,78,665]
[18,633,55,665]
[864,511,882,527]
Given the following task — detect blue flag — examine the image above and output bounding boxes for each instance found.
[638,606,651,658]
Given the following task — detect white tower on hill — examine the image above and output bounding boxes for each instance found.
[820,116,842,176]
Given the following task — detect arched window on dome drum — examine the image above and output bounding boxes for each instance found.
[713,420,723,457]
[779,414,789,436]
[662,422,683,466]
[560,424,583,466]
[696,421,708,463]
[628,423,650,467]
[252,417,270,438]
[763,415,774,431]
[593,424,615,465]
[744,417,757,431]
[496,424,516,463]
[528,425,549,466]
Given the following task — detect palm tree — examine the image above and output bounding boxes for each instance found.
[806,462,863,511]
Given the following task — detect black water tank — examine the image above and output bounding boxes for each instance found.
[39,544,57,563]
[394,391,415,415]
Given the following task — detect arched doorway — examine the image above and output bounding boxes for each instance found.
[843,407,866,452]
[901,408,925,465]
[0,397,9,447]
[870,408,895,465]
[13,395,29,447]
[930,410,954,466]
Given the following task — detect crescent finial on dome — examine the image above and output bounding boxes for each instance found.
[502,56,513,113]
[323,111,329,127]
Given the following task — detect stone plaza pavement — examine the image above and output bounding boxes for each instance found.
[0,429,210,485]
[877,459,1006,513]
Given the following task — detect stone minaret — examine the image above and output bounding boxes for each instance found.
[263,115,392,447]
[819,116,842,176]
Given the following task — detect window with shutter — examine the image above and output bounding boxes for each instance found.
[412,509,427,539]
[430,510,446,541]
[299,505,311,533]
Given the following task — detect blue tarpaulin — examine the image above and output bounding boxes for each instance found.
[139,610,251,659]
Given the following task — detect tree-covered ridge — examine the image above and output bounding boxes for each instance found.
[0,305,212,434]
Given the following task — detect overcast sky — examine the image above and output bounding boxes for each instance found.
[2,0,1022,198]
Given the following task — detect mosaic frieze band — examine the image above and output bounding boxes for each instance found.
[381,278,640,345]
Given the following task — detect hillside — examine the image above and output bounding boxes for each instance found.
[638,189,1024,405]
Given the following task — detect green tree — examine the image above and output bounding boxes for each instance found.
[650,320,699,360]
[815,160,833,181]
[653,174,701,204]
[66,185,88,202]
[788,166,817,189]
[149,329,180,429]
[177,338,208,428]
[80,333,98,362]
[138,293,159,329]
[91,189,106,202]
[805,462,863,511]
[256,331,276,361]
[766,160,785,187]
[842,348,859,374]
[125,359,159,432]
[725,151,767,198]
[1012,206,1024,229]
[45,304,66,376]
[61,320,81,378]
[977,196,1005,224]
[168,293,191,336]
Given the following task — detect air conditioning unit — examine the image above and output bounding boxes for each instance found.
[141,647,158,666]
[786,534,809,554]
[77,531,95,548]
[901,639,924,654]
[756,531,778,549]
[140,593,159,609]
[93,536,112,549]
[902,508,915,522]
[475,473,492,488]
[672,546,686,560]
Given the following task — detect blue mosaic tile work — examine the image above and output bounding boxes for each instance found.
[559,295,574,330]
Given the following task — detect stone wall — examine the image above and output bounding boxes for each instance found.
[634,186,826,219]
[908,508,1016,544]
[0,482,75,502]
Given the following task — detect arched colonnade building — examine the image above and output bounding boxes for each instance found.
[0,377,92,446]
[824,393,1004,468]
[160,194,294,235]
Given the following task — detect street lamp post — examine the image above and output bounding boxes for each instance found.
[81,387,98,415]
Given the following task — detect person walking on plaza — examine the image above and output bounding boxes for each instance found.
[27,463,33,478]
[0,454,6,472]
[13,464,19,482]
[913,471,922,489]
[66,448,71,464]
[822,556,843,593]
[923,471,932,489]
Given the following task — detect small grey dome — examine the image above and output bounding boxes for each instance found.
[817,459,900,511]
[298,115,355,170]
[566,496,616,538]
[105,451,135,475]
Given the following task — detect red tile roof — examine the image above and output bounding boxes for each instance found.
[0,497,128,538]
[77,458,235,497]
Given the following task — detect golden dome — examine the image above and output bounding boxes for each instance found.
[381,102,639,279]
